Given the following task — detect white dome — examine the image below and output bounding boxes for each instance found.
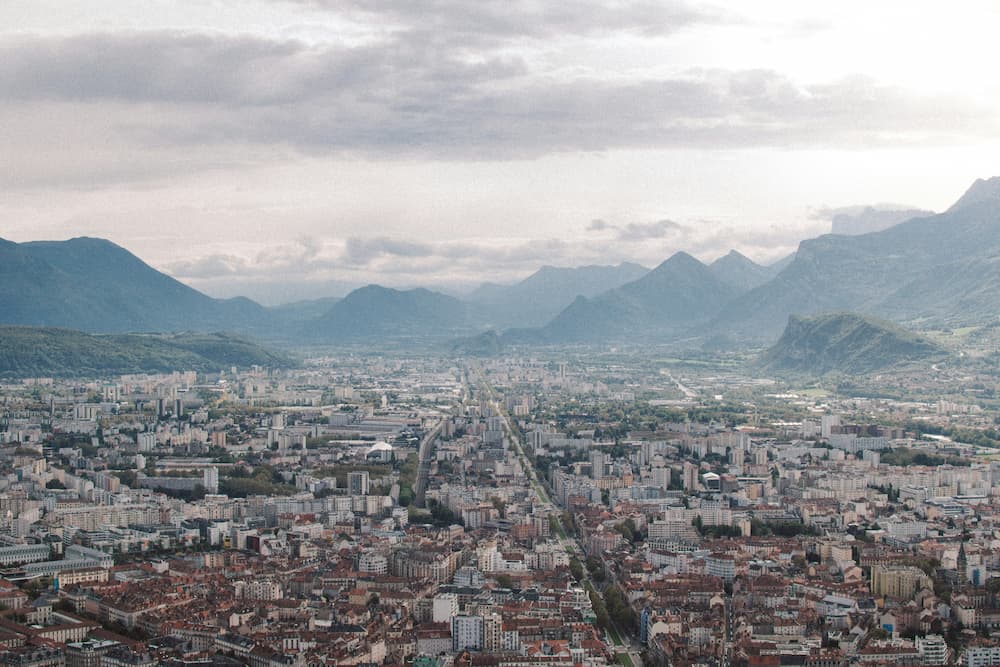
[367,441,393,454]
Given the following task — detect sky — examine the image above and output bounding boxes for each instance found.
[2,1,999,304]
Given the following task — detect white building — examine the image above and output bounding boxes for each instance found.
[433,593,459,624]
[203,467,219,495]
[916,634,947,665]
[452,615,484,651]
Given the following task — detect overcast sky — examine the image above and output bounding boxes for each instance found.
[3,1,999,304]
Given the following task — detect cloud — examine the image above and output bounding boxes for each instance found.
[288,0,734,43]
[585,218,688,242]
[810,203,933,221]
[617,219,685,241]
[167,238,331,279]
[167,215,816,295]
[1,30,995,188]
[342,237,434,266]
[807,203,936,236]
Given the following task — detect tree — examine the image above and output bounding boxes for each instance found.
[616,519,636,543]
[491,496,507,518]
[586,556,606,582]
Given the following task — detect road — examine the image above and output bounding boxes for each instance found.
[666,371,698,400]
[474,367,641,666]
[413,419,444,508]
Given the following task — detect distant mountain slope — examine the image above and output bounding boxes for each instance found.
[538,252,740,341]
[877,255,1000,325]
[708,250,774,290]
[267,297,342,325]
[757,313,945,376]
[305,285,469,340]
[468,262,649,328]
[766,252,796,275]
[714,177,1000,340]
[0,328,293,377]
[0,237,267,333]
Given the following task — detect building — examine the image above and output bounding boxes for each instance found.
[916,634,947,665]
[452,615,484,651]
[348,471,370,496]
[358,552,388,575]
[0,544,50,567]
[0,648,65,667]
[964,645,1000,667]
[203,468,219,495]
[237,579,282,601]
[705,555,736,584]
[871,565,933,600]
[432,593,458,624]
[65,639,117,667]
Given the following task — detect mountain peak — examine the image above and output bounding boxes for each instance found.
[708,249,773,289]
[652,250,703,272]
[711,249,755,267]
[948,176,1000,213]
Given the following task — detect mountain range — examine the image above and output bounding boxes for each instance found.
[2,176,1000,349]
[714,177,1000,340]
[467,262,649,329]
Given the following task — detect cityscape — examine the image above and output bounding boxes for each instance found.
[4,2,1000,667]
[0,342,998,667]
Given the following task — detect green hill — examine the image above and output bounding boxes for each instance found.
[0,327,293,377]
[757,313,946,376]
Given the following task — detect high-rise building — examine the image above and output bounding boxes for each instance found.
[137,433,155,452]
[203,468,219,495]
[590,451,607,480]
[348,471,370,496]
[683,462,699,492]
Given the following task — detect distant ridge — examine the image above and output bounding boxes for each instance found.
[305,285,469,341]
[538,252,739,342]
[0,328,293,377]
[467,262,649,329]
[757,313,945,376]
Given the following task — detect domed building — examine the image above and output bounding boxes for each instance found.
[366,440,394,462]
